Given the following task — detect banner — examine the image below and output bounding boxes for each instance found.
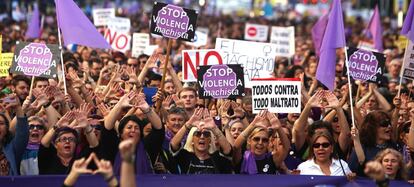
[107,17,131,33]
[357,40,376,52]
[402,40,414,80]
[104,29,131,53]
[150,2,198,41]
[215,38,277,87]
[132,33,150,57]
[182,49,224,82]
[344,47,385,84]
[10,42,59,78]
[244,23,269,42]
[197,64,244,99]
[186,27,208,47]
[0,53,13,77]
[92,8,115,26]
[251,78,301,114]
[270,26,295,57]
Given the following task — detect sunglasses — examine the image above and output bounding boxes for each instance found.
[333,117,338,122]
[91,124,102,131]
[379,120,391,128]
[29,124,45,130]
[252,137,269,143]
[313,142,331,148]
[194,131,211,138]
[127,64,139,68]
[57,137,76,143]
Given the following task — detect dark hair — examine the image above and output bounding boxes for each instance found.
[178,87,198,98]
[0,113,11,145]
[52,127,79,144]
[88,57,102,66]
[360,111,390,147]
[12,75,30,87]
[118,115,146,139]
[308,131,337,160]
[284,65,303,78]
[308,120,334,138]
[34,77,49,86]
[168,107,187,120]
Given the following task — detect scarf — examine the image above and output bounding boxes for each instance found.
[26,143,39,150]
[240,150,268,174]
[114,141,153,175]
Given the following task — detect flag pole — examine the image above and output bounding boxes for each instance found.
[397,41,410,97]
[155,38,173,114]
[344,47,356,128]
[29,76,35,98]
[55,1,68,95]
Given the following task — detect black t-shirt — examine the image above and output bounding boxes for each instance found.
[173,149,233,174]
[255,155,278,174]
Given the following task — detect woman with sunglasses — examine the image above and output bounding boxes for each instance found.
[20,116,46,175]
[297,131,352,176]
[233,110,290,174]
[170,108,233,174]
[349,111,399,177]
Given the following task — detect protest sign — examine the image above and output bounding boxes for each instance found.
[244,23,269,42]
[144,45,159,55]
[150,2,198,41]
[0,53,13,77]
[197,64,244,99]
[92,8,115,26]
[214,38,277,87]
[344,47,385,84]
[132,33,149,57]
[251,78,301,114]
[107,17,131,33]
[104,29,131,53]
[357,40,376,52]
[402,40,414,80]
[270,26,295,57]
[10,42,59,78]
[182,49,225,82]
[186,27,208,47]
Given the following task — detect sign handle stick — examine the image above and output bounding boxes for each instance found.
[397,41,409,97]
[155,38,173,114]
[28,76,35,98]
[344,47,356,128]
[56,8,68,95]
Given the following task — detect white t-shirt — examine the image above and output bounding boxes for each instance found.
[297,159,352,176]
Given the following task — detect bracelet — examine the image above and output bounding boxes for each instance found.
[185,124,191,131]
[85,126,93,134]
[122,154,135,164]
[142,108,152,114]
[43,101,52,108]
[104,174,116,182]
[53,124,59,131]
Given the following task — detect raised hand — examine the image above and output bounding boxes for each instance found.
[119,139,136,162]
[56,111,76,128]
[266,112,281,131]
[135,92,150,111]
[323,91,340,109]
[97,103,110,116]
[364,161,386,181]
[70,156,93,176]
[162,95,173,111]
[350,126,360,141]
[4,93,20,109]
[252,110,268,129]
[201,108,216,130]
[186,107,203,128]
[229,101,245,119]
[171,94,184,108]
[90,153,113,179]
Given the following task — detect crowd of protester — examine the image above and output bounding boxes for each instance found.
[0,1,414,187]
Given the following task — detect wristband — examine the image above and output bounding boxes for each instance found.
[142,108,152,114]
[85,126,93,134]
[185,124,191,131]
[104,174,116,182]
[122,154,135,164]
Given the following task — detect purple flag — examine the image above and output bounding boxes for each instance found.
[25,4,40,39]
[311,13,328,56]
[402,0,414,42]
[366,5,383,52]
[55,0,111,49]
[316,0,346,90]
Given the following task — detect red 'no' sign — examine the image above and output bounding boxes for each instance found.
[247,27,257,37]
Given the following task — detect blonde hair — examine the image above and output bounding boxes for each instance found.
[183,127,217,154]
[374,148,407,180]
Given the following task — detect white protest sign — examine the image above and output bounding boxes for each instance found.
[357,41,377,52]
[132,33,150,57]
[215,38,277,87]
[251,78,301,114]
[144,45,159,55]
[402,40,414,80]
[270,26,295,57]
[182,49,225,82]
[92,8,115,26]
[186,27,209,47]
[244,23,269,42]
[107,17,131,33]
[104,29,131,53]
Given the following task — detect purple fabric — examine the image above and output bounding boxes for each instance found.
[26,143,39,150]
[366,5,383,52]
[25,4,40,39]
[402,0,414,42]
[311,14,328,56]
[55,0,111,49]
[240,150,267,174]
[113,141,153,175]
[316,0,346,90]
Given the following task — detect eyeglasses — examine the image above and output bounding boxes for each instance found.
[252,137,269,143]
[91,124,102,131]
[29,124,45,130]
[379,120,391,128]
[194,131,211,138]
[312,142,331,148]
[56,137,76,143]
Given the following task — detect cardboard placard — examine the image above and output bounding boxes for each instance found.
[182,49,225,82]
[244,23,269,42]
[197,64,244,99]
[344,47,385,84]
[251,78,301,114]
[270,26,295,57]
[107,17,131,33]
[186,27,208,47]
[0,53,13,77]
[10,42,59,78]
[214,38,277,87]
[132,33,150,57]
[402,40,414,80]
[92,8,115,26]
[104,29,131,53]
[150,2,198,41]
